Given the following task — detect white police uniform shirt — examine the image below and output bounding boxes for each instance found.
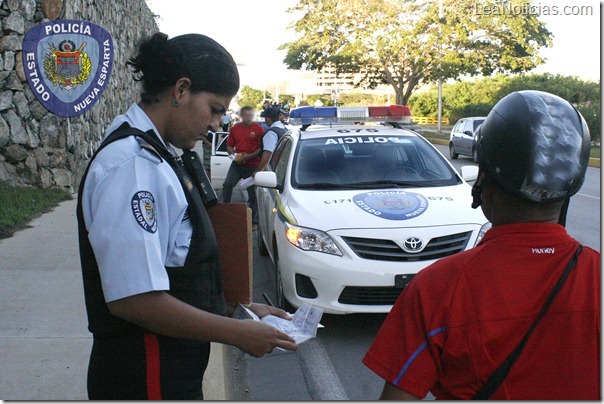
[262,121,286,153]
[82,103,192,302]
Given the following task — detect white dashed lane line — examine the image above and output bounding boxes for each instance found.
[576,193,600,200]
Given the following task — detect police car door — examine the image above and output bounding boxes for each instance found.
[259,137,293,254]
[210,131,231,190]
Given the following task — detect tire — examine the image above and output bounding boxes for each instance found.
[273,244,294,312]
[472,147,479,164]
[257,222,269,256]
[449,142,459,160]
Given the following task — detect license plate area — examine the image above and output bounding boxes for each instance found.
[395,274,415,288]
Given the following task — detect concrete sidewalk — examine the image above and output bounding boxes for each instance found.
[0,198,225,400]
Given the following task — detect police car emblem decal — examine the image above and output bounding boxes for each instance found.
[353,191,428,220]
[131,191,157,233]
[22,20,114,117]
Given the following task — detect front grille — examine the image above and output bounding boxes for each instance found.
[342,231,472,262]
[339,286,404,305]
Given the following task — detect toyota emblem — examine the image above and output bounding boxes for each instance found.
[402,237,424,253]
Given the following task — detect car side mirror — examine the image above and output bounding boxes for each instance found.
[463,130,473,136]
[460,166,479,182]
[254,171,278,189]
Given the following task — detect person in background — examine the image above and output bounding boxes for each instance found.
[200,131,213,177]
[279,108,290,126]
[220,113,232,132]
[255,107,287,173]
[363,91,599,400]
[282,100,290,111]
[222,106,265,224]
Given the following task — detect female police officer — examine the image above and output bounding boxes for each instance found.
[76,32,297,400]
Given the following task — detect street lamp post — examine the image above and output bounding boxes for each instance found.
[437,0,443,133]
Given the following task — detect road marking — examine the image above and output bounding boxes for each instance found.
[576,192,599,200]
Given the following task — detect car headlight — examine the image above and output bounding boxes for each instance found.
[474,222,492,246]
[285,222,342,256]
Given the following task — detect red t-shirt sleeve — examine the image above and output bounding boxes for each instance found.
[227,125,237,147]
[362,279,444,398]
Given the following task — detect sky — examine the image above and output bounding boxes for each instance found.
[148,0,600,91]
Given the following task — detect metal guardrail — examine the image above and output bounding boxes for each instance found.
[413,116,450,125]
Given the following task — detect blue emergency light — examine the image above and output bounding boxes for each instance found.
[289,105,412,126]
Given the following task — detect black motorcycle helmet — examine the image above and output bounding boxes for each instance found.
[472,90,591,210]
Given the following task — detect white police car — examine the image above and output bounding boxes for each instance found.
[254,105,490,314]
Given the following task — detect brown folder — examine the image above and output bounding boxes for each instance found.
[207,203,253,306]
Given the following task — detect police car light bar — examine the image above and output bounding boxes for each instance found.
[289,105,412,126]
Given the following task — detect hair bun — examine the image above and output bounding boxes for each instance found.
[127,32,171,75]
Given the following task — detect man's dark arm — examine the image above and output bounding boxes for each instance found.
[380,382,420,400]
[255,150,273,174]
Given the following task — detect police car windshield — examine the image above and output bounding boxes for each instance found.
[292,133,461,189]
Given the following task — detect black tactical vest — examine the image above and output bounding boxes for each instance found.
[77,123,227,338]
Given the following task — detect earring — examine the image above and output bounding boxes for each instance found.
[172,99,181,106]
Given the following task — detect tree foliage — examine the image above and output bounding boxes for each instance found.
[239,85,270,108]
[409,73,601,141]
[281,0,552,105]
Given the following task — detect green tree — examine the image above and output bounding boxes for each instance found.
[279,94,296,106]
[281,0,552,105]
[408,73,600,141]
[239,85,269,108]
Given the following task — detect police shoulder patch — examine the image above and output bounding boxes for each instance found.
[131,190,157,233]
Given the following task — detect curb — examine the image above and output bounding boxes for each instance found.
[589,157,600,168]
[296,339,349,400]
[426,138,449,146]
[203,343,226,399]
[223,338,349,400]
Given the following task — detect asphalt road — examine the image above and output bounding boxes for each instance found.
[433,144,601,252]
[220,142,600,400]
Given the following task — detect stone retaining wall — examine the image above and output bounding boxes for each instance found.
[0,0,158,190]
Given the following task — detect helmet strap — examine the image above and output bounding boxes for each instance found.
[557,198,571,227]
[471,168,495,209]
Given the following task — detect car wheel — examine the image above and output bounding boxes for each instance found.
[449,142,459,160]
[472,147,479,164]
[273,244,294,312]
[257,222,269,256]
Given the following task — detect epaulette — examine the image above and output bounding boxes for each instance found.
[136,137,163,163]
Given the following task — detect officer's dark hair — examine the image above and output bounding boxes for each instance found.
[127,32,240,104]
[240,106,254,114]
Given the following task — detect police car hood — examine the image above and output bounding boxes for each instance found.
[287,185,487,231]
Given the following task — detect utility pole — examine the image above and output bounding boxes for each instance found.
[437,0,443,133]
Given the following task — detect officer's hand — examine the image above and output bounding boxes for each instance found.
[236,320,298,357]
[249,303,292,320]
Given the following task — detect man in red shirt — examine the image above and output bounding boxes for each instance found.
[363,91,600,400]
[222,106,264,224]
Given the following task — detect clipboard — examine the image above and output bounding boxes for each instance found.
[207,203,253,305]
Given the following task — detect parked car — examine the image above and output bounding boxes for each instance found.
[254,105,490,314]
[449,117,486,163]
[209,131,239,190]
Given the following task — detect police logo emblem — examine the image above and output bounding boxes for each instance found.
[44,39,92,90]
[22,20,114,117]
[353,191,429,221]
[131,191,157,233]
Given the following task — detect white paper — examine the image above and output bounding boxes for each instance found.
[233,303,324,347]
[239,177,255,189]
